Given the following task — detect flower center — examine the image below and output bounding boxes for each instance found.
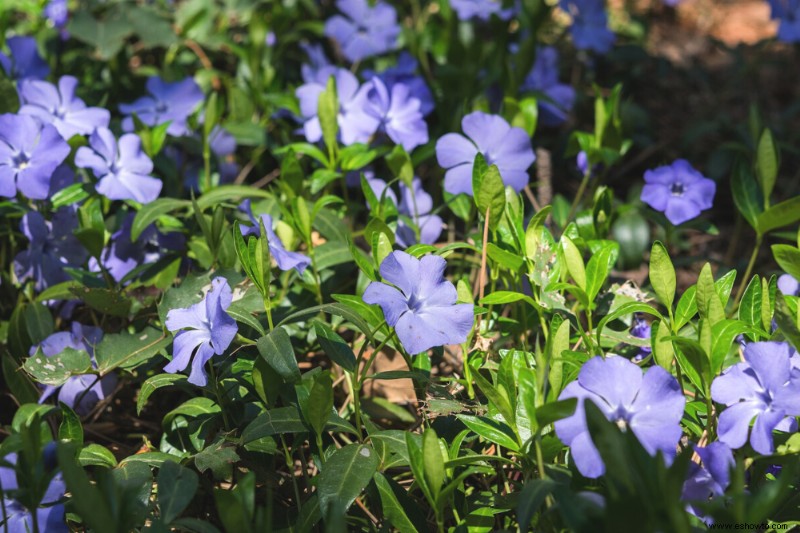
[12,152,30,170]
[407,292,424,312]
[611,406,632,431]
[670,182,685,196]
[155,101,169,114]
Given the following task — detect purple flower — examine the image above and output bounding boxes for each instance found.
[0,114,70,200]
[90,213,185,283]
[165,277,238,386]
[561,0,615,53]
[119,76,204,137]
[576,151,603,178]
[18,76,110,140]
[75,127,161,203]
[363,251,474,355]
[630,314,651,362]
[436,111,535,195]
[0,36,50,80]
[450,0,516,21]
[769,0,800,42]
[778,274,800,296]
[44,0,69,28]
[295,67,379,146]
[681,442,734,520]
[364,53,434,116]
[640,159,715,225]
[29,323,116,415]
[240,201,311,274]
[711,341,800,455]
[14,209,87,292]
[324,0,400,62]
[1,454,67,533]
[554,356,685,478]
[364,77,429,152]
[521,47,575,127]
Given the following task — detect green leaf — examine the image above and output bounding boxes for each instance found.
[57,442,118,533]
[422,428,444,500]
[772,244,800,282]
[731,161,763,231]
[696,263,724,325]
[195,441,240,479]
[51,183,90,209]
[547,318,570,397]
[649,241,675,310]
[59,403,84,446]
[317,445,379,520]
[279,302,373,340]
[534,398,577,429]
[374,473,421,533]
[195,185,272,210]
[756,129,778,202]
[318,75,339,156]
[674,285,698,330]
[313,322,357,373]
[487,243,524,271]
[386,144,414,187]
[585,244,615,301]
[595,301,664,346]
[137,373,187,415]
[511,96,538,136]
[561,236,586,291]
[774,293,800,352]
[256,327,300,384]
[131,199,190,240]
[756,196,800,235]
[739,275,763,330]
[670,337,710,394]
[241,407,307,443]
[95,327,171,374]
[78,444,118,468]
[456,415,520,452]
[524,206,551,259]
[24,347,92,386]
[0,76,19,114]
[472,155,506,231]
[70,287,132,317]
[710,320,756,374]
[651,320,674,370]
[158,461,199,524]
[300,371,334,439]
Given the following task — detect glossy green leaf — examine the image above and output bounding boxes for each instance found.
[649,241,675,310]
[256,327,300,384]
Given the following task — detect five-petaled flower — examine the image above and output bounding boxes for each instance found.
[75,127,162,203]
[165,277,238,386]
[0,113,70,200]
[554,356,685,478]
[640,159,716,225]
[0,36,50,80]
[364,77,429,152]
[521,47,576,127]
[120,76,204,137]
[681,442,734,521]
[560,0,615,53]
[18,76,110,140]
[324,0,400,62]
[711,341,800,455]
[362,251,474,355]
[436,111,536,196]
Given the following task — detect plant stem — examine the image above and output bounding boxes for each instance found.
[731,234,763,311]
[565,172,591,225]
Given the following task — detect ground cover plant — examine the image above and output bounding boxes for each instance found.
[3,0,800,531]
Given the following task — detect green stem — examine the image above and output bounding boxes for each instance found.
[731,234,763,312]
[565,172,592,225]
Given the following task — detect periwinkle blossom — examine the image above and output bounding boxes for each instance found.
[560,0,615,53]
[120,76,204,136]
[240,200,311,274]
[295,67,379,146]
[364,53,434,116]
[18,76,110,140]
[554,356,685,478]
[165,277,238,386]
[681,442,734,521]
[576,151,603,178]
[0,114,70,200]
[29,323,116,415]
[324,0,400,62]
[366,177,443,247]
[436,111,536,196]
[640,159,716,226]
[768,0,800,43]
[0,454,67,533]
[0,36,50,80]
[13,209,87,292]
[450,0,515,22]
[521,47,575,127]
[778,274,800,296]
[300,43,333,83]
[91,213,185,283]
[711,341,800,455]
[75,127,162,203]
[363,251,474,355]
[364,77,429,152]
